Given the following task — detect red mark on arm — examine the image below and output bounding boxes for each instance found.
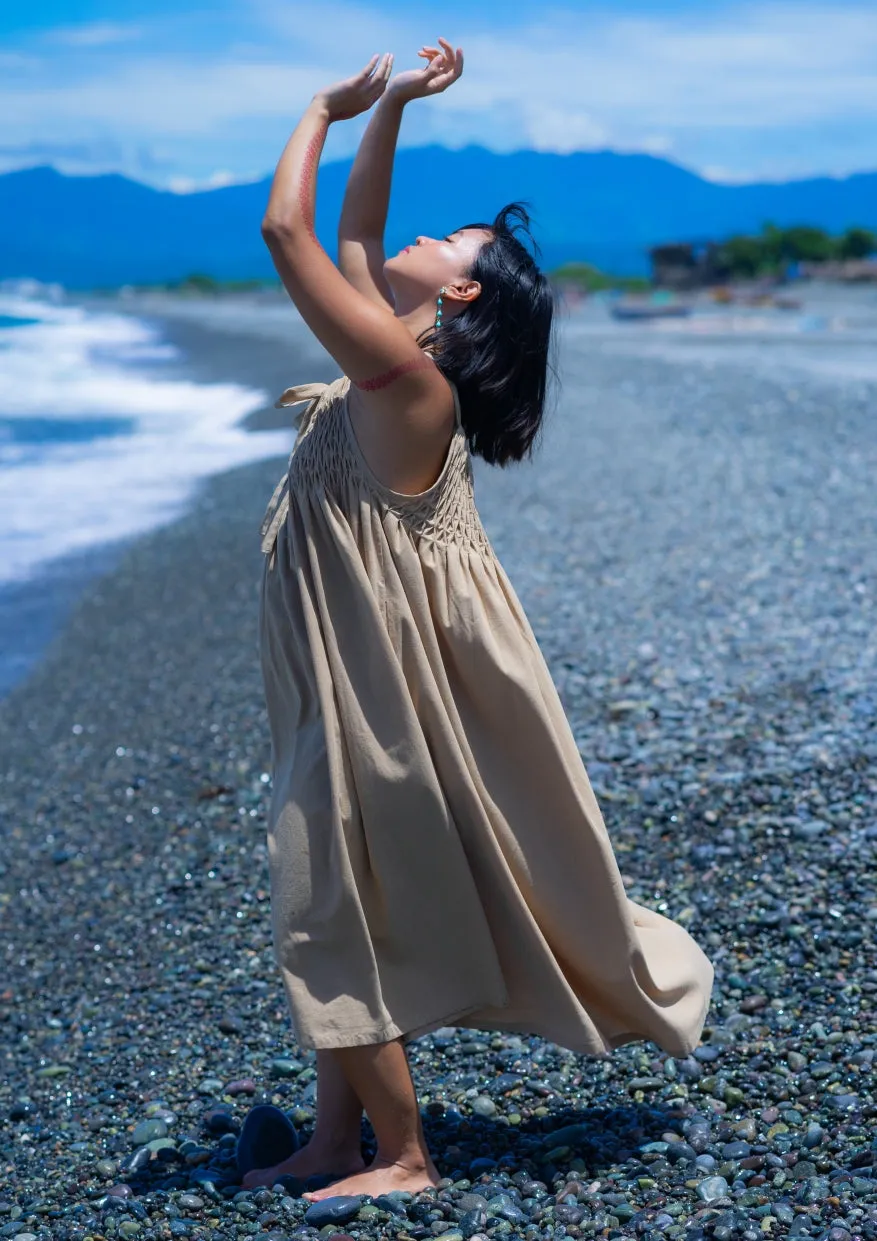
[351,354,436,392]
[298,118,329,246]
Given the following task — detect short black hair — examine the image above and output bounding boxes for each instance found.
[416,200,559,467]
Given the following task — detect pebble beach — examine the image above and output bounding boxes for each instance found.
[1,284,876,1241]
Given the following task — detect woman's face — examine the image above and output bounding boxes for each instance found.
[384,227,491,305]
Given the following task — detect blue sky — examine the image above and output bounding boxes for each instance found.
[2,0,875,190]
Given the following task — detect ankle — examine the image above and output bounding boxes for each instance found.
[308,1130,363,1158]
[374,1144,432,1172]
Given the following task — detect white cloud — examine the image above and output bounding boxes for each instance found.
[701,165,774,185]
[46,23,143,48]
[1,0,875,185]
[168,168,263,193]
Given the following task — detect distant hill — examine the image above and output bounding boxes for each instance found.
[1,148,876,286]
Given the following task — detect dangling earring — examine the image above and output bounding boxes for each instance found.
[434,287,445,331]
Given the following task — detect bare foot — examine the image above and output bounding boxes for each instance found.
[241,1139,366,1190]
[302,1153,441,1201]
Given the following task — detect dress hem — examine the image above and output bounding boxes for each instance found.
[292,1000,708,1060]
[292,996,506,1052]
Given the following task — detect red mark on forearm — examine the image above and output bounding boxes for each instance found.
[352,354,436,392]
[299,118,329,244]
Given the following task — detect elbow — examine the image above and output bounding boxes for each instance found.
[261,214,298,245]
[261,214,283,243]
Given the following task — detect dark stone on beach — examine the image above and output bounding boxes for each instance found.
[124,1147,152,1173]
[468,1156,497,1176]
[235,1104,299,1178]
[829,1094,860,1111]
[223,1077,257,1096]
[555,1202,587,1225]
[457,1193,489,1212]
[373,1193,409,1216]
[739,994,769,1012]
[303,1195,364,1227]
[459,1206,488,1236]
[202,1108,238,1136]
[105,1183,133,1199]
[269,1056,304,1078]
[490,1073,524,1094]
[494,1200,529,1225]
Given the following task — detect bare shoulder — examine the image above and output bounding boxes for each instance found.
[346,363,457,496]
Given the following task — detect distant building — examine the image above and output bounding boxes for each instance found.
[799,258,877,282]
[648,241,731,289]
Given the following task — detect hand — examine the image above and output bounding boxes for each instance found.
[315,53,394,122]
[387,36,464,104]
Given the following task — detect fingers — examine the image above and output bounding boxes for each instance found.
[366,52,392,94]
[438,37,463,77]
[363,52,391,78]
[424,37,463,80]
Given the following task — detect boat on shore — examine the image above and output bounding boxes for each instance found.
[610,299,692,320]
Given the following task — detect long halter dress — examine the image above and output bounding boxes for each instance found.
[258,368,714,1053]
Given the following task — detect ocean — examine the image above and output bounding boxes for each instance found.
[0,289,292,697]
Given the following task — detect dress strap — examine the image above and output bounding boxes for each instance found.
[275,381,332,409]
[260,381,332,562]
[422,349,461,429]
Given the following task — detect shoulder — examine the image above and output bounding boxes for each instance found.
[346,354,455,435]
[345,363,458,495]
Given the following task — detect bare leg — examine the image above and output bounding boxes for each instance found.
[241,1050,366,1189]
[303,1036,441,1201]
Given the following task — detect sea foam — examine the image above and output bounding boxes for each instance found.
[0,293,292,586]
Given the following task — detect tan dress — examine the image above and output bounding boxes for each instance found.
[258,366,714,1057]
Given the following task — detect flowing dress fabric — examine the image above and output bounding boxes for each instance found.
[258,372,714,1055]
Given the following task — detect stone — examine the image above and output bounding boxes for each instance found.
[696,1176,730,1202]
[471,1095,497,1117]
[302,1195,364,1227]
[130,1119,167,1146]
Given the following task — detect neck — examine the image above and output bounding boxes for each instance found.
[395,303,438,344]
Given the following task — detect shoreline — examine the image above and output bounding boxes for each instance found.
[0,294,335,699]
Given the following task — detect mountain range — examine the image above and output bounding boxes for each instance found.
[2,147,875,287]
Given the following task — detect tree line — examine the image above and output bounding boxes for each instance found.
[719,223,876,277]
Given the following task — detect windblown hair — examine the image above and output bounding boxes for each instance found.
[416,201,559,467]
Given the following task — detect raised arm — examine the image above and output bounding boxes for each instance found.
[258,44,464,412]
[337,91,405,311]
[338,39,464,311]
[259,55,441,401]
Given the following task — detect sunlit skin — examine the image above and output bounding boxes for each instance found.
[251,39,481,1200]
[298,125,327,248]
[282,115,486,390]
[381,228,491,358]
[260,41,484,402]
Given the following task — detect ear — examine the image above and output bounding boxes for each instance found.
[453,279,481,304]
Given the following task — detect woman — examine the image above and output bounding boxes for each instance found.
[247,40,714,1200]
